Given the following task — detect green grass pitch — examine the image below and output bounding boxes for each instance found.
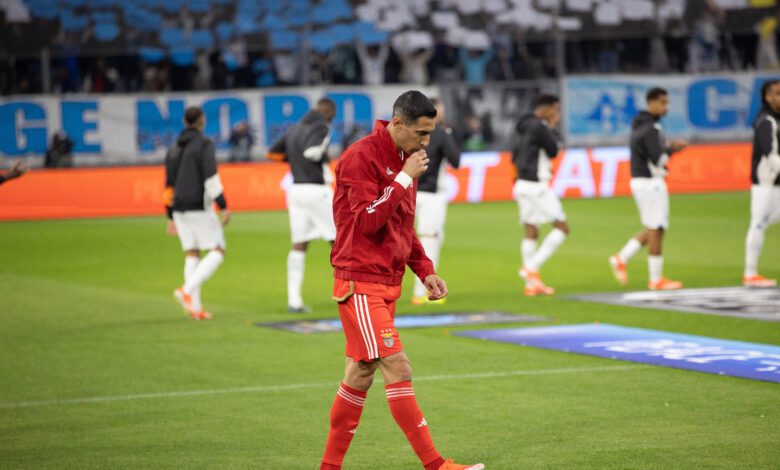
[1,191,778,469]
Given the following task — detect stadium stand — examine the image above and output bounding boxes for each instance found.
[0,0,777,94]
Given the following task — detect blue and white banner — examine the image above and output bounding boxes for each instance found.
[563,73,779,146]
[457,323,780,383]
[0,85,433,166]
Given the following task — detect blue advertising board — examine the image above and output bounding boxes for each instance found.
[457,323,780,384]
[564,73,778,146]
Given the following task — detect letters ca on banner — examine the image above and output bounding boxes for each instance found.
[563,73,776,147]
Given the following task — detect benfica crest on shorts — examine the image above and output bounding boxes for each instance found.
[380,329,395,348]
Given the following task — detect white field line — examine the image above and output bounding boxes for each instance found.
[0,365,645,409]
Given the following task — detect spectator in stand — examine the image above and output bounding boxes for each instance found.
[489,44,524,81]
[459,114,493,151]
[459,47,494,85]
[397,46,434,84]
[228,121,254,162]
[330,43,360,84]
[756,8,779,70]
[274,47,300,86]
[83,58,118,93]
[45,131,74,168]
[428,34,460,82]
[356,41,389,86]
[684,0,725,73]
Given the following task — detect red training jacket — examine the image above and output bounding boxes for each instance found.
[331,120,435,286]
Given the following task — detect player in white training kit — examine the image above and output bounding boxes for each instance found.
[412,98,461,305]
[743,79,780,287]
[268,98,338,313]
[609,87,687,290]
[512,95,568,296]
[164,106,230,320]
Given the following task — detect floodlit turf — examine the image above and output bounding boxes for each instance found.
[1,191,778,469]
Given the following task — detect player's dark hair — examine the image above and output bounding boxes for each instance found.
[534,94,559,109]
[393,91,437,123]
[184,106,204,126]
[316,97,336,111]
[761,80,780,110]
[646,87,668,102]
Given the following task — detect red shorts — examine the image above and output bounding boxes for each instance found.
[333,279,403,362]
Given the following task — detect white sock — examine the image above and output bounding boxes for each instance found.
[184,255,202,312]
[521,238,537,270]
[414,235,441,297]
[618,238,642,264]
[183,250,224,294]
[648,255,663,283]
[287,250,306,308]
[527,229,566,271]
[744,227,764,277]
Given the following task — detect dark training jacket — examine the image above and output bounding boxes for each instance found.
[269,110,331,185]
[629,110,678,178]
[418,124,461,193]
[512,113,559,182]
[164,128,226,217]
[751,108,780,186]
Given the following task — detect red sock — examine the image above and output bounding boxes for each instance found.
[320,383,367,469]
[385,381,443,468]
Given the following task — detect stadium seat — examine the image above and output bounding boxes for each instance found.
[189,0,211,14]
[312,1,353,25]
[160,0,183,14]
[236,16,260,34]
[170,48,195,67]
[216,22,235,43]
[222,51,238,70]
[94,22,120,42]
[92,11,116,23]
[139,46,166,64]
[262,13,290,31]
[189,29,214,50]
[353,21,390,45]
[160,29,186,49]
[128,11,162,33]
[270,30,299,51]
[60,11,89,32]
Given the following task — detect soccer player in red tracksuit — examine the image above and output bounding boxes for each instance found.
[320,91,485,470]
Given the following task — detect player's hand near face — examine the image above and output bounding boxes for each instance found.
[669,139,687,153]
[423,274,448,300]
[402,150,429,179]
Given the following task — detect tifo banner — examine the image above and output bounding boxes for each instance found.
[0,143,751,221]
[0,85,434,166]
[564,73,778,146]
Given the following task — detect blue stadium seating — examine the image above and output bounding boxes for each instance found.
[94,22,119,42]
[170,48,195,67]
[270,30,299,51]
[215,22,234,43]
[160,29,186,49]
[189,29,214,50]
[139,46,166,64]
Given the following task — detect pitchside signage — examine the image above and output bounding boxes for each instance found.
[0,85,433,165]
[564,73,780,146]
[457,324,780,384]
[570,287,780,322]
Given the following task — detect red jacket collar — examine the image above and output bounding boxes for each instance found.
[373,120,405,160]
